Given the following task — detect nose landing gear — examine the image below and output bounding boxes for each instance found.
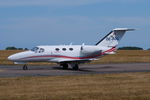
[23,64,28,70]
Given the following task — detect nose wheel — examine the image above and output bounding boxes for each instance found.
[23,64,28,70]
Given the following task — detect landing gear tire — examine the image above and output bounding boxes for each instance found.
[62,63,68,69]
[23,64,28,70]
[72,64,79,70]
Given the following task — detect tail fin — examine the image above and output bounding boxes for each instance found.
[96,28,135,47]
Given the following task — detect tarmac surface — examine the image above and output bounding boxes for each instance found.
[0,63,150,77]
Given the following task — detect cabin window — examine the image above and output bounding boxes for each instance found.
[62,48,66,51]
[69,48,73,51]
[55,48,60,51]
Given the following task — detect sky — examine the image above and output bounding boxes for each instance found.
[0,0,150,50]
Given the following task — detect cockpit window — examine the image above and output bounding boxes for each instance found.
[31,47,39,52]
[39,48,45,53]
[31,47,45,53]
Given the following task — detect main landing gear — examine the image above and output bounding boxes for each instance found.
[62,63,69,69]
[72,64,79,70]
[23,64,28,70]
[61,63,79,70]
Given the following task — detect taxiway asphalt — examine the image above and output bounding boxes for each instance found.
[0,63,150,77]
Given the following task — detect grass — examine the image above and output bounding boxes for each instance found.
[0,72,150,100]
[91,50,150,64]
[0,50,150,65]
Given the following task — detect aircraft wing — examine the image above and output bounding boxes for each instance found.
[49,58,94,64]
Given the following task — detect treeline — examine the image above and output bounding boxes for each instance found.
[118,46,143,50]
[4,46,150,50]
[5,47,28,50]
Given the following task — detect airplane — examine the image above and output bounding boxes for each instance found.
[8,28,135,70]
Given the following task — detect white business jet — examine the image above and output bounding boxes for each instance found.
[8,28,134,70]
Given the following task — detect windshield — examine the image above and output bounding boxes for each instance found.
[31,47,45,53]
[39,48,45,53]
[31,47,39,52]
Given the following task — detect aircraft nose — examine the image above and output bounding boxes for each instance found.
[8,55,13,61]
[8,55,16,61]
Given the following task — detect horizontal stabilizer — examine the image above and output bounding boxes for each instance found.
[113,28,135,31]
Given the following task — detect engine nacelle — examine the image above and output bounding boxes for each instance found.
[81,46,101,54]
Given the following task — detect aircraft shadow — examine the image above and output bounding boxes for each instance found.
[98,66,116,69]
[52,66,95,72]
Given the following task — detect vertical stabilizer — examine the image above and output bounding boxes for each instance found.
[96,28,135,47]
